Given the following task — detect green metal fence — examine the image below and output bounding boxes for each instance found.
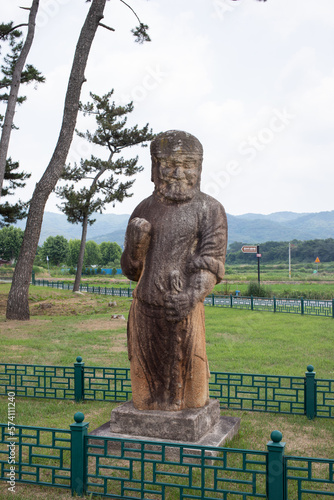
[86,433,268,499]
[0,363,75,399]
[285,455,334,498]
[0,422,71,490]
[1,414,333,498]
[1,359,334,420]
[32,278,334,318]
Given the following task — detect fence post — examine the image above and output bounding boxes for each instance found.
[305,365,316,419]
[301,297,304,315]
[267,430,285,500]
[70,412,88,496]
[230,294,233,308]
[74,356,85,402]
[212,293,215,306]
[332,299,334,319]
[273,296,276,313]
[32,271,35,285]
[251,295,253,310]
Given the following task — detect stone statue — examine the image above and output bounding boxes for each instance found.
[121,130,228,411]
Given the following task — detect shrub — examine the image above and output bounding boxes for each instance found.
[246,281,272,298]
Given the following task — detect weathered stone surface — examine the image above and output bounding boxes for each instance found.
[90,411,240,460]
[121,130,228,411]
[109,399,220,441]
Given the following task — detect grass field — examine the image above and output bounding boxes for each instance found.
[0,283,333,499]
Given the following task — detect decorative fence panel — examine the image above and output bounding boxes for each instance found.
[0,363,75,400]
[304,299,333,317]
[275,298,302,315]
[253,297,275,312]
[1,361,333,420]
[33,279,334,319]
[285,456,334,499]
[209,372,306,415]
[86,435,268,499]
[316,378,334,419]
[0,423,71,490]
[83,367,132,402]
[1,415,333,500]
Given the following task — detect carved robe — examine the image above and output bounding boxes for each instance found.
[121,190,227,411]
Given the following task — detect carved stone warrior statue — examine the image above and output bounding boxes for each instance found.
[121,130,228,411]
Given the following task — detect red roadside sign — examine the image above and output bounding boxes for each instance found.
[241,245,258,253]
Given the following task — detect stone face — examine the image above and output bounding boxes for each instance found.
[121,130,228,411]
[109,399,220,442]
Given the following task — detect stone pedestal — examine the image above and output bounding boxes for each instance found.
[89,399,240,459]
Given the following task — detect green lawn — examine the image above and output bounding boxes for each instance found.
[0,284,333,499]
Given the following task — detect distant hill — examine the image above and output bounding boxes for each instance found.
[13,210,334,246]
[15,212,130,247]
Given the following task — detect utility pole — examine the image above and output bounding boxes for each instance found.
[257,245,261,284]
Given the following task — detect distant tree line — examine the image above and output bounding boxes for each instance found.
[227,239,334,264]
[0,226,122,268]
[36,235,122,269]
[3,228,334,269]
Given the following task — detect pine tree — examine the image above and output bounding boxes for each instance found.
[7,0,150,320]
[0,158,31,227]
[56,91,155,291]
[0,1,44,196]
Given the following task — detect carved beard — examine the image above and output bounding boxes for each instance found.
[156,179,199,202]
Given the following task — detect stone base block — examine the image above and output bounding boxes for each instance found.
[89,400,240,460]
[110,399,220,442]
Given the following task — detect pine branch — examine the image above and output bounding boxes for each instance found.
[99,22,115,32]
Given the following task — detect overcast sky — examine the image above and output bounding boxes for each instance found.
[2,0,334,217]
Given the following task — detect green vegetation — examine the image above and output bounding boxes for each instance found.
[227,238,334,263]
[0,284,333,498]
[0,225,24,261]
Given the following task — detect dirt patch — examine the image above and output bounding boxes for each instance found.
[73,318,126,331]
[0,289,126,318]
[0,318,52,336]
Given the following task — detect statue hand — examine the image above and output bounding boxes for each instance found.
[164,292,194,323]
[126,217,152,256]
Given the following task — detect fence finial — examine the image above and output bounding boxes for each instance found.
[74,411,85,424]
[270,430,282,443]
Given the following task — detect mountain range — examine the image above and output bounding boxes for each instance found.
[14,210,334,247]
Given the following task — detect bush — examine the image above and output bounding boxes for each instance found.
[246,281,272,298]
[32,266,44,275]
[69,267,76,275]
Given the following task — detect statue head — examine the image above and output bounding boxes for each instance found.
[150,130,203,202]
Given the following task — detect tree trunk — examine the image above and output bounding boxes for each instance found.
[0,0,40,197]
[6,0,107,320]
[73,215,88,292]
